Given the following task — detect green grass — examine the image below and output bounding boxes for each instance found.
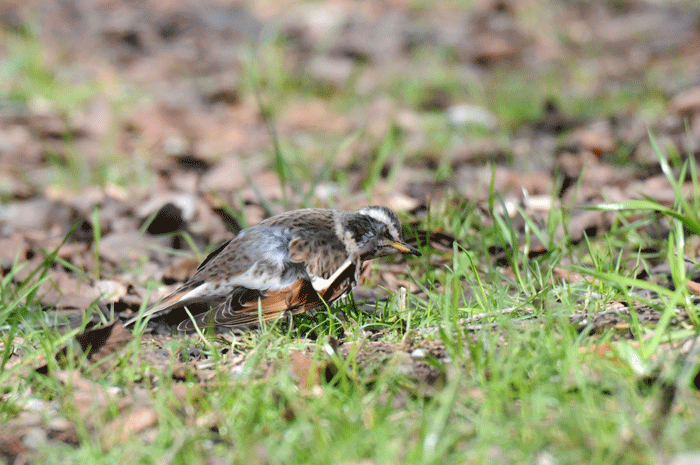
[5,152,700,464]
[3,11,700,465]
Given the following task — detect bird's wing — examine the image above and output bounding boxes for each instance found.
[125,225,297,326]
[176,278,317,331]
[177,258,360,331]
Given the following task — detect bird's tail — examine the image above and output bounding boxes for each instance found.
[123,285,199,327]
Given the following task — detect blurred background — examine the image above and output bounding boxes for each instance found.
[1,0,700,305]
[1,0,699,209]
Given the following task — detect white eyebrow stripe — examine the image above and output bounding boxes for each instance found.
[362,208,391,225]
[310,258,354,292]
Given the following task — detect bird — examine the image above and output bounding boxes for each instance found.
[125,206,421,331]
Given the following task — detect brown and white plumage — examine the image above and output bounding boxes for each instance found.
[125,206,420,331]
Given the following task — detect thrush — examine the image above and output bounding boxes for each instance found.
[126,206,421,331]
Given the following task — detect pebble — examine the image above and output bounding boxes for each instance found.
[22,427,48,450]
[23,398,49,413]
[447,104,498,130]
[47,416,73,432]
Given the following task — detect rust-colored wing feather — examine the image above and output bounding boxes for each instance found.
[177,259,360,331]
[177,278,320,331]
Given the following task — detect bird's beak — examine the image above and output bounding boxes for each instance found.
[389,240,421,256]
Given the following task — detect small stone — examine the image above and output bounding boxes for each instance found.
[94,279,128,303]
[314,182,343,201]
[47,416,72,432]
[411,348,427,359]
[162,136,189,157]
[535,450,557,465]
[106,386,122,397]
[387,193,420,213]
[448,105,498,130]
[23,398,48,413]
[21,427,48,450]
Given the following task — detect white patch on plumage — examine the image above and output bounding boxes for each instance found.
[335,213,359,256]
[175,282,218,302]
[386,223,400,241]
[359,206,391,225]
[310,258,354,292]
[177,260,298,303]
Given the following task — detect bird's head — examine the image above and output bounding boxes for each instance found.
[343,206,421,260]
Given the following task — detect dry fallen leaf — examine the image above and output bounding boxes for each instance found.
[686,280,700,296]
[288,349,323,389]
[0,433,31,465]
[101,407,158,450]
